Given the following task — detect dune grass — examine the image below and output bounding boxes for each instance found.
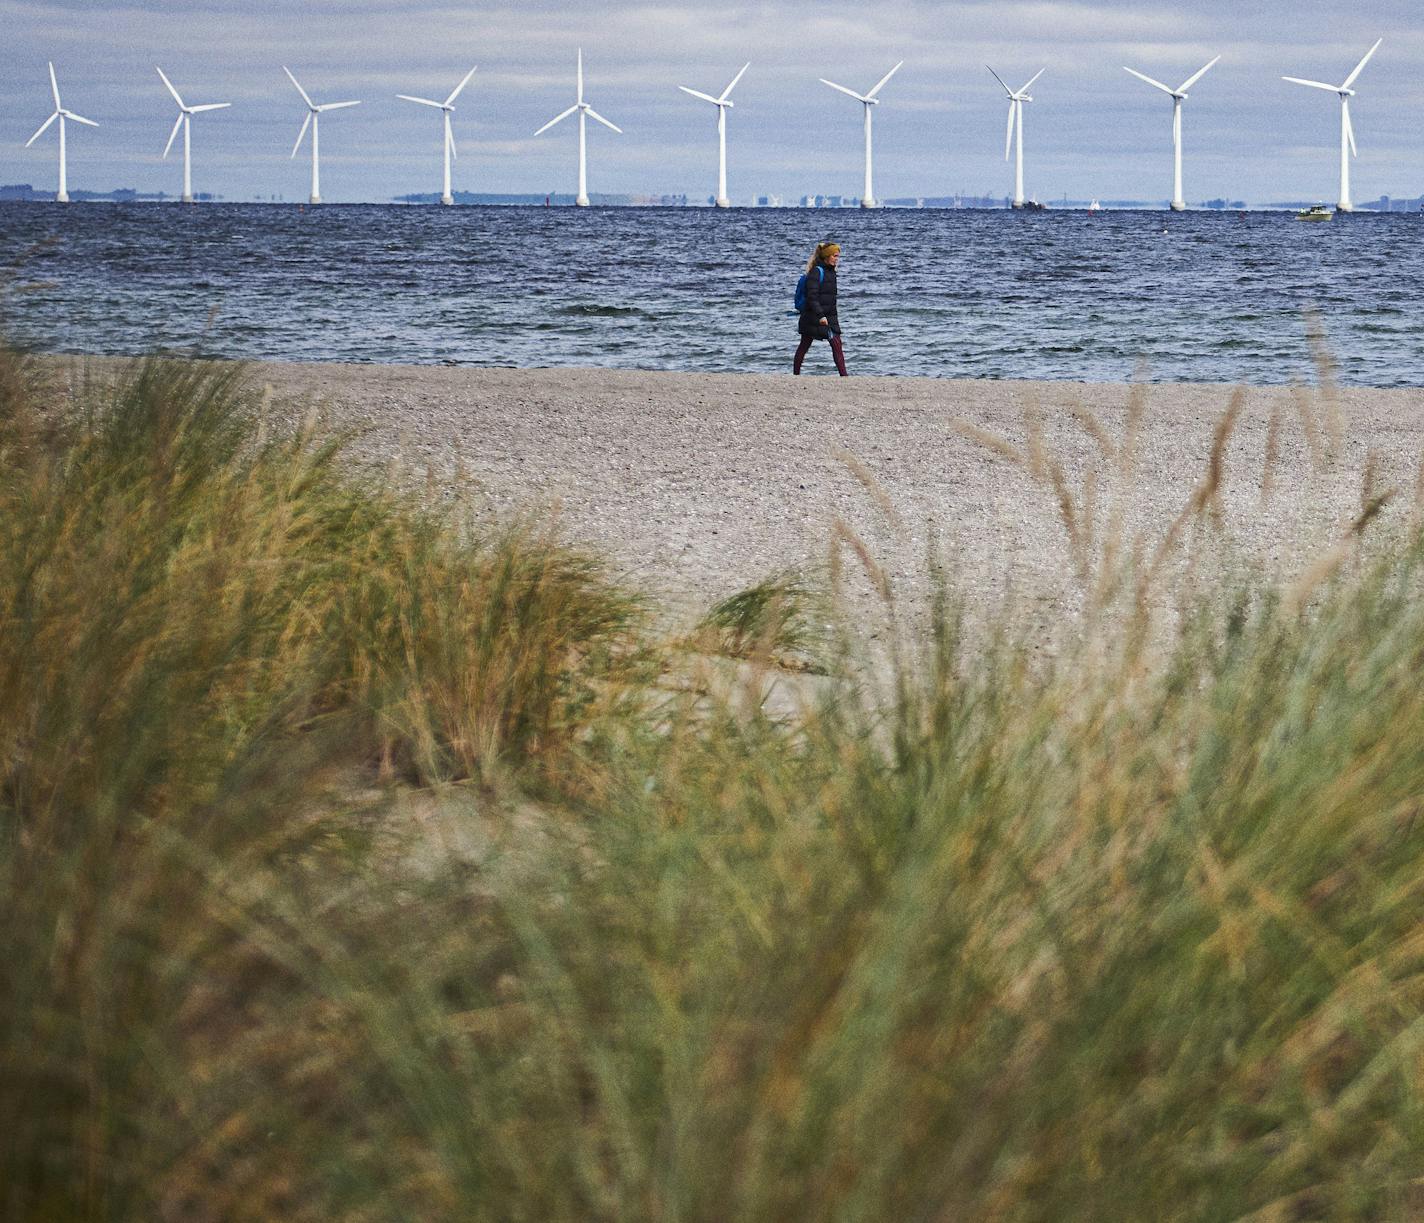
[2,344,1422,1220]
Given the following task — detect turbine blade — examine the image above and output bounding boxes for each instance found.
[1018,67,1045,94]
[283,66,314,108]
[189,103,231,113]
[1342,38,1382,89]
[866,60,903,99]
[1123,66,1174,95]
[534,103,578,136]
[1344,103,1357,157]
[1176,55,1220,93]
[48,62,61,111]
[291,111,311,157]
[318,101,361,111]
[719,62,750,102]
[585,106,621,133]
[1005,101,1014,160]
[1282,76,1340,93]
[65,112,98,128]
[1173,101,1181,149]
[577,49,584,103]
[445,65,478,107]
[397,95,446,108]
[156,66,185,109]
[679,86,720,105]
[25,111,58,148]
[986,64,1013,96]
[447,125,457,160]
[820,78,868,102]
[163,112,184,157]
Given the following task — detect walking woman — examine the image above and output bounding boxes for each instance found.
[794,242,848,376]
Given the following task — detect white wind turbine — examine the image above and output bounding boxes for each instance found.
[397,66,477,206]
[284,67,361,205]
[1283,38,1382,213]
[534,50,622,208]
[24,63,98,204]
[819,62,903,209]
[987,66,1044,209]
[678,63,750,208]
[1122,56,1220,211]
[156,67,231,204]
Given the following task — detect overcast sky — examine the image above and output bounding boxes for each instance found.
[3,1,1421,204]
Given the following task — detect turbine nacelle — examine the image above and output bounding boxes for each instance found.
[678,63,749,113]
[25,62,99,147]
[155,68,230,165]
[396,65,477,116]
[819,61,903,109]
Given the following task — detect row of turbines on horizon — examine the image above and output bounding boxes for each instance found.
[21,40,1385,212]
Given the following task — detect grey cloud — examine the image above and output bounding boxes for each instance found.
[2,1,1420,205]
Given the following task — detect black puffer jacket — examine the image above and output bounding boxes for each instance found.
[798,263,840,338]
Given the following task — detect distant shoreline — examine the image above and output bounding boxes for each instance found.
[3,195,1418,211]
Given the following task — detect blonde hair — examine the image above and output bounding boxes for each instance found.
[805,242,841,274]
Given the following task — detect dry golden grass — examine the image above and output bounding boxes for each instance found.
[2,342,1422,1221]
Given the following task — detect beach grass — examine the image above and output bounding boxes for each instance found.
[2,343,1422,1221]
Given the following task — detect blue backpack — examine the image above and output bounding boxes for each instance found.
[794,265,824,312]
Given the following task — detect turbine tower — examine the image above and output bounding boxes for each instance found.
[534,50,622,208]
[284,67,361,206]
[397,66,477,206]
[1122,57,1220,211]
[1283,38,1382,213]
[819,62,903,209]
[24,63,98,204]
[678,63,750,208]
[156,67,231,204]
[987,66,1044,209]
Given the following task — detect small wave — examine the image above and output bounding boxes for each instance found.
[558,304,647,318]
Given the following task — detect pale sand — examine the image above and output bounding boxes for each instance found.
[59,357,1424,633]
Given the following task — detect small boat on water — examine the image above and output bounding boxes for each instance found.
[1087,199,1101,214]
[1296,204,1333,222]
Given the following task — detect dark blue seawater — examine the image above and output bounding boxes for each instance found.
[2,202,1421,386]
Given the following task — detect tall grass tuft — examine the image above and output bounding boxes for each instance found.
[3,343,1422,1220]
[0,345,642,1218]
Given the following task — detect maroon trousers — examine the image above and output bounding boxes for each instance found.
[794,333,848,377]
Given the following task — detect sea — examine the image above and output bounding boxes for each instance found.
[2,202,1421,386]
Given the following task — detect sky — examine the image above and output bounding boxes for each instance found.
[2,1,1421,205]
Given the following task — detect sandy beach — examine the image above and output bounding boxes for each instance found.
[59,357,1424,630]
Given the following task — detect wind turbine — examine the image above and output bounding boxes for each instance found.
[155,67,231,204]
[397,66,477,206]
[678,62,749,209]
[534,50,622,208]
[987,66,1044,209]
[24,63,98,204]
[1122,57,1220,211]
[818,62,903,209]
[283,67,361,205]
[1283,38,1382,213]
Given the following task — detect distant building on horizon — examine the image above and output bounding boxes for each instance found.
[0,184,205,202]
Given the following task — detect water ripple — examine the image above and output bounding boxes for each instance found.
[1,202,1422,385]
